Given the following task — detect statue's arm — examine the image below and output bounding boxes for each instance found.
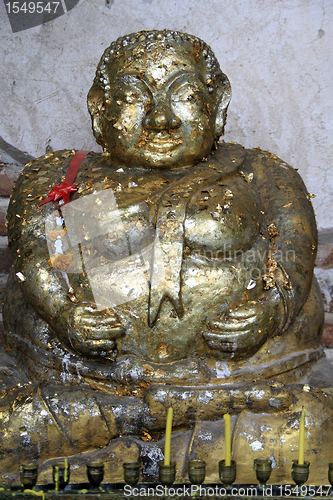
[249,148,317,326]
[6,154,124,357]
[7,155,69,323]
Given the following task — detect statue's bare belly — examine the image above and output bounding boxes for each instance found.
[68,170,269,363]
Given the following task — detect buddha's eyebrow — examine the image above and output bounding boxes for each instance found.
[160,73,206,94]
[115,74,149,89]
[168,71,204,88]
[114,71,205,95]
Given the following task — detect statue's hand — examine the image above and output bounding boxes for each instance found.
[202,288,281,359]
[67,304,125,358]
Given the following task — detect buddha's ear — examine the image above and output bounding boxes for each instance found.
[214,76,232,138]
[87,84,106,146]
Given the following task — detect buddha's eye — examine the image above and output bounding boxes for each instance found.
[116,92,137,104]
[124,92,139,104]
[172,86,202,104]
[114,89,147,105]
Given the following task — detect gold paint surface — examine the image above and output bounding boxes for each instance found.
[1,29,331,485]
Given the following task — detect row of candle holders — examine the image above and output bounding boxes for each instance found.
[20,462,103,490]
[20,459,333,490]
[160,460,313,488]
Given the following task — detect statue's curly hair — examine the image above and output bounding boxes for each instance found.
[92,29,230,101]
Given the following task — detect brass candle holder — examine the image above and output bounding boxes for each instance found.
[20,464,38,490]
[218,459,236,485]
[20,464,38,489]
[158,461,176,486]
[123,462,141,486]
[253,458,272,486]
[188,460,206,485]
[52,461,70,490]
[87,461,104,489]
[291,460,310,486]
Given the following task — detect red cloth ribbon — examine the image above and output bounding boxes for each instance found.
[38,150,91,208]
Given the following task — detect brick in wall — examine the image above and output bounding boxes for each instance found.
[0,162,24,197]
[0,198,9,236]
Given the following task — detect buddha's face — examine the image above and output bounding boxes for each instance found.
[96,42,226,169]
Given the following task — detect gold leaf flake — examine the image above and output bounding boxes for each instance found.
[141,430,153,442]
[262,257,278,289]
[113,119,123,130]
[68,291,79,303]
[190,129,199,141]
[44,152,54,159]
[267,223,278,238]
[62,151,72,158]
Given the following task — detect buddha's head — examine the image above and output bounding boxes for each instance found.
[88,30,231,169]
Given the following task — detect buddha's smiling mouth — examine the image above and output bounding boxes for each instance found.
[145,132,184,153]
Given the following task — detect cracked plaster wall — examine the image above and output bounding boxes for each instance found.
[0,0,332,230]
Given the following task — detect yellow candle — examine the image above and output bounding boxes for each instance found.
[224,413,231,466]
[64,458,68,483]
[55,466,59,491]
[298,408,305,465]
[164,407,173,465]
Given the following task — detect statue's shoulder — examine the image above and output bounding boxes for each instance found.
[211,142,246,175]
[243,147,308,189]
[216,141,246,159]
[10,149,76,201]
[243,146,294,170]
[7,150,102,243]
[6,150,71,249]
[9,149,104,205]
[214,142,276,169]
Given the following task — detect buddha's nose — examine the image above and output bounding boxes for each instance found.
[144,105,181,130]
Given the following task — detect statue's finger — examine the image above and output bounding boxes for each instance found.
[202,329,252,343]
[208,317,256,331]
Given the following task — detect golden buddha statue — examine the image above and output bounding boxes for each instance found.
[2,29,333,485]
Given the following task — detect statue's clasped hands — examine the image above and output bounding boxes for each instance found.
[68,303,125,358]
[203,287,282,359]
